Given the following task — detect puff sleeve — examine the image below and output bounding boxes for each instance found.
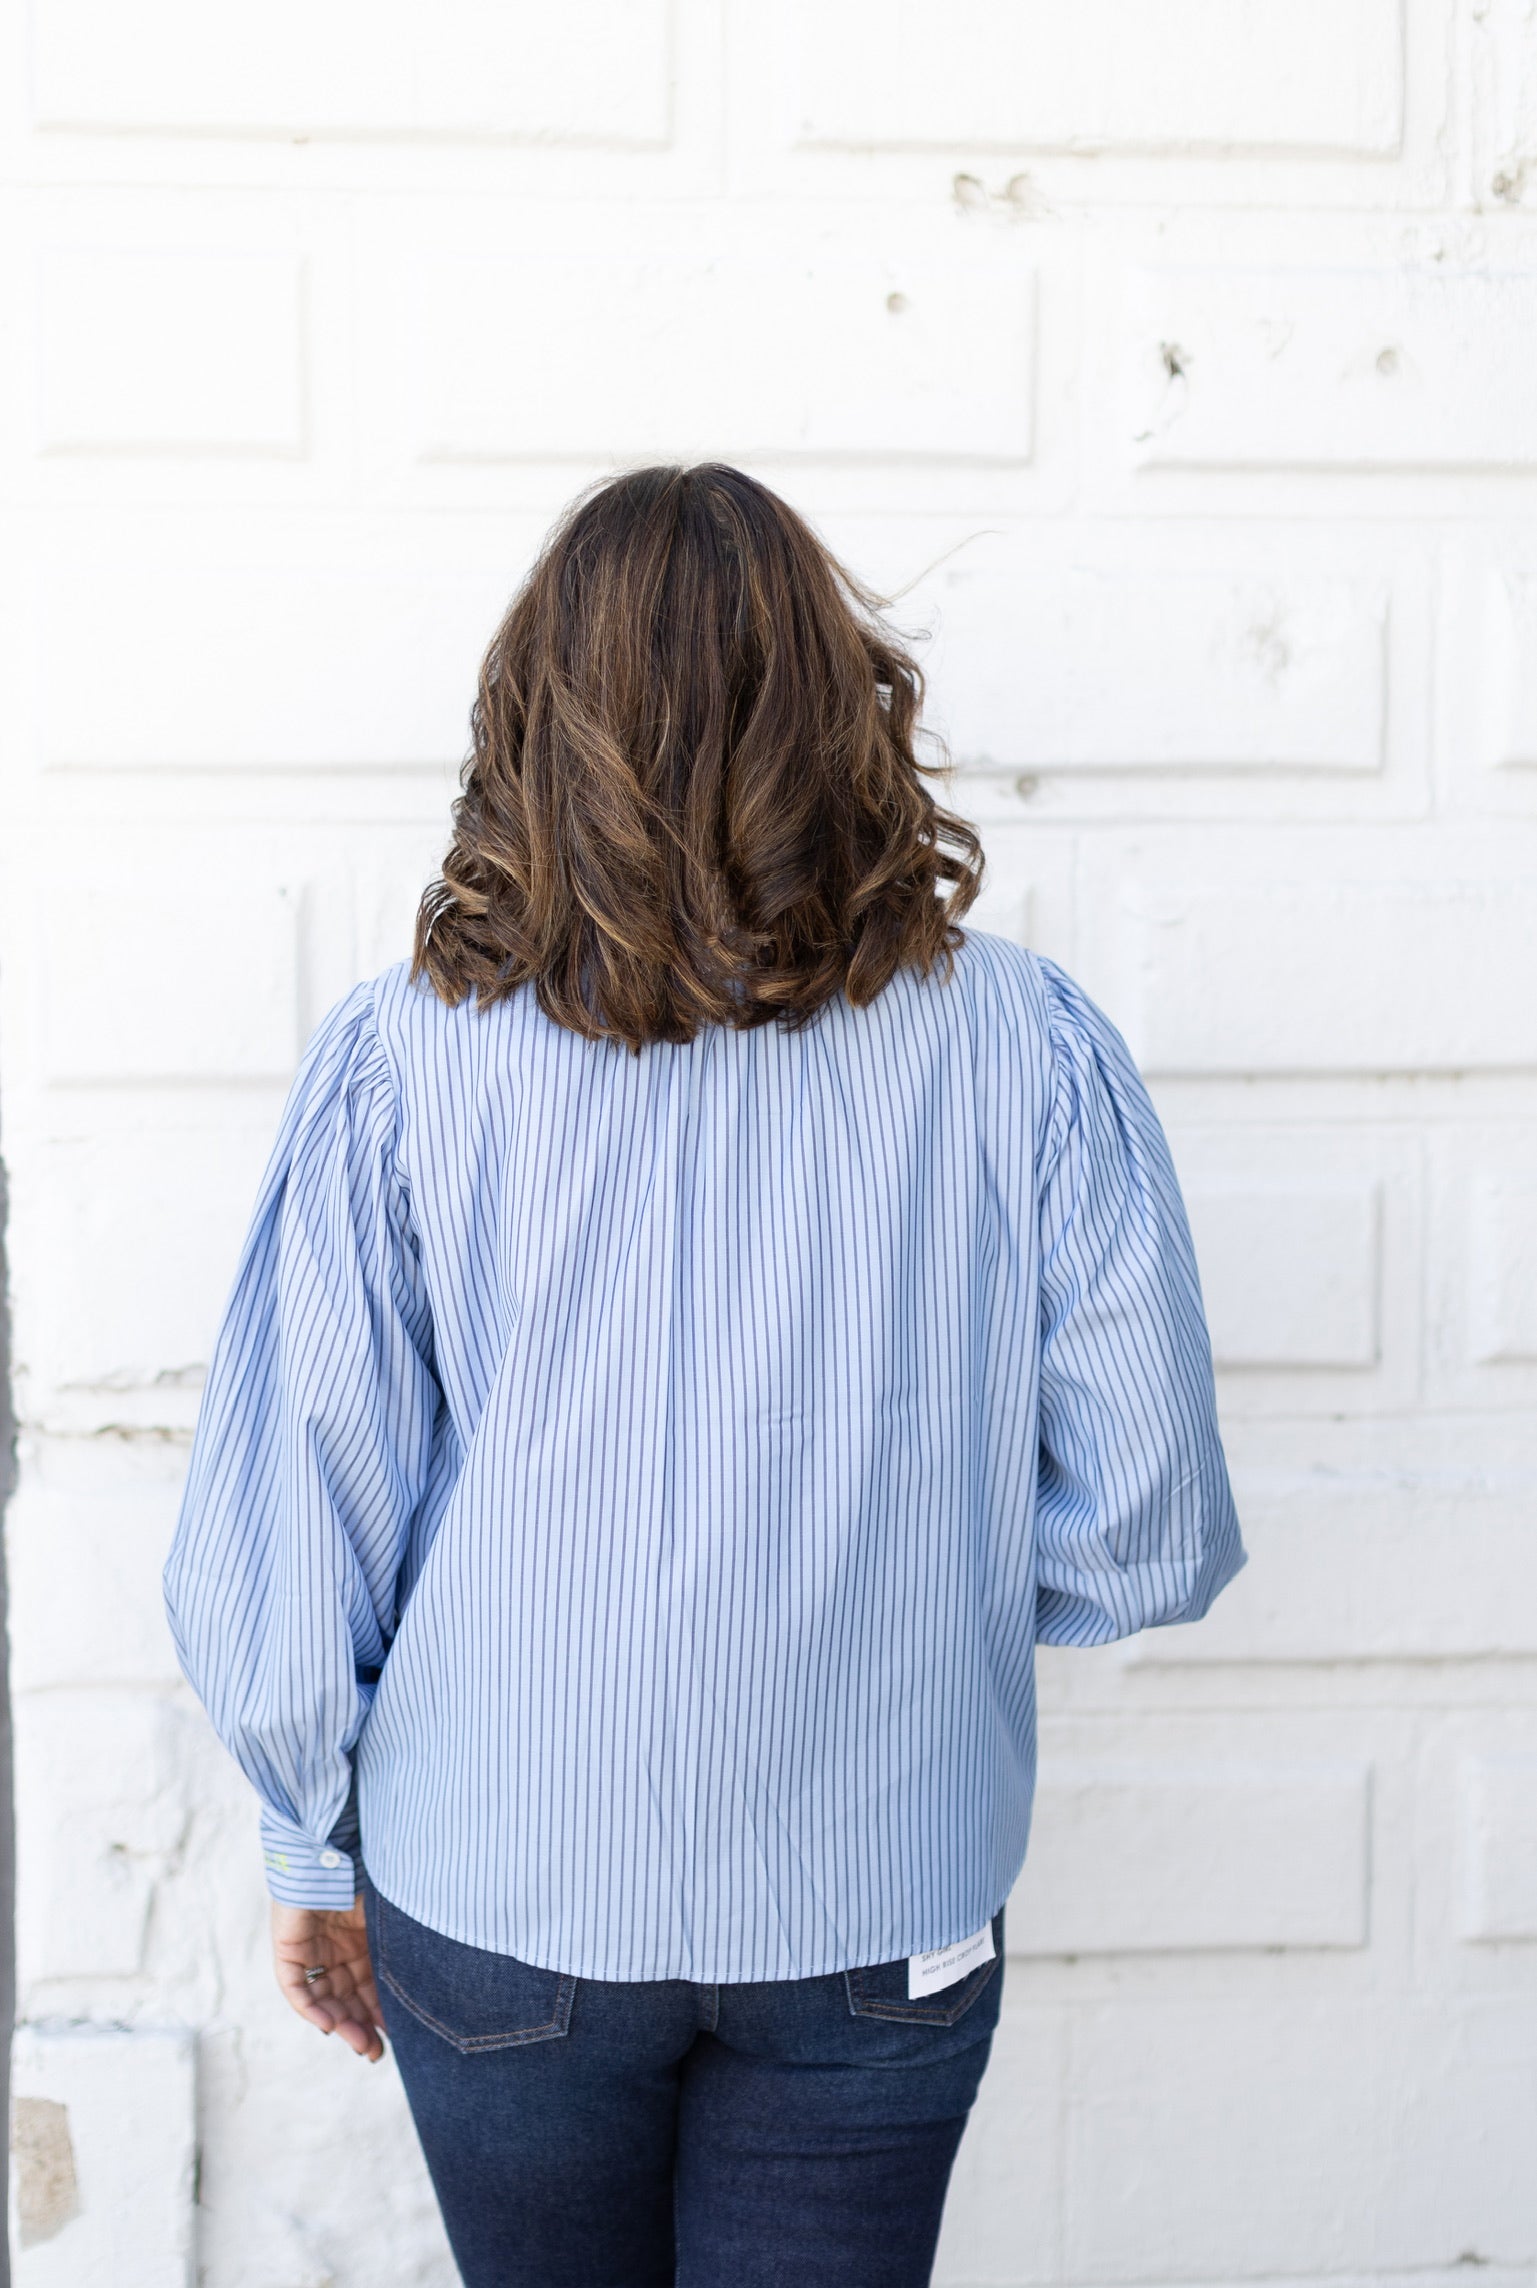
[164,982,442,1907]
[1032,959,1245,1645]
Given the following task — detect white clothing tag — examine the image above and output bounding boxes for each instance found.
[907,1920,995,2000]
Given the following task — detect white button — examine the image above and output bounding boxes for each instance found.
[318,1850,342,1869]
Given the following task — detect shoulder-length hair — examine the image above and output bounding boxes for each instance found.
[414,462,983,1051]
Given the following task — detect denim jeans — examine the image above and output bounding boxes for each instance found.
[364,1878,1004,2288]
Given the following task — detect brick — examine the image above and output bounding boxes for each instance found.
[1186,1182,1379,1368]
[1425,1129,1537,1403]
[186,1976,457,2283]
[1129,265,1537,468]
[1008,1761,1370,1953]
[1459,1756,1537,1941]
[1469,1167,1537,1363]
[43,874,299,1081]
[1468,564,1537,770]
[10,2027,194,2287]
[36,248,304,455]
[39,563,510,767]
[13,1693,194,1984]
[5,1445,186,1690]
[17,1116,276,1408]
[1105,874,1537,1074]
[1160,1126,1417,1409]
[794,0,1404,155]
[30,0,671,142]
[412,254,1035,464]
[1471,0,1537,205]
[930,566,1387,773]
[1064,1998,1537,2277]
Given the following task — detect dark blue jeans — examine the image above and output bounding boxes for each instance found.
[364,1879,1004,2288]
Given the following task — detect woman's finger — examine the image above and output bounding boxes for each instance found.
[281,1984,382,2056]
[333,2013,385,2063]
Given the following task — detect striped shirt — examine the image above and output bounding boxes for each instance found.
[164,932,1244,1982]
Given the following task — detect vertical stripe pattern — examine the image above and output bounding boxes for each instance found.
[164,933,1244,1982]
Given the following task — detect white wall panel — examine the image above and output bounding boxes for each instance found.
[1104,872,1537,1074]
[1425,1127,1537,1412]
[1128,264,1537,468]
[1459,1756,1537,1941]
[43,875,300,1081]
[1440,556,1537,781]
[6,1444,188,1692]
[793,0,1404,156]
[411,252,1036,465]
[12,1693,193,1983]
[35,247,305,456]
[1163,1125,1420,1415]
[29,0,673,143]
[1009,1761,1371,1954]
[20,1119,277,1411]
[1469,0,1537,204]
[1474,565,1537,769]
[10,2028,194,2287]
[1187,1182,1380,1369]
[928,565,1387,773]
[39,563,510,767]
[1063,1998,1537,2278]
[1468,1168,1537,1364]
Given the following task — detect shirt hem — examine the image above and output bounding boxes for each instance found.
[359,1847,1030,1988]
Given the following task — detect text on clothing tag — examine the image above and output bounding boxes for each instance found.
[907,1919,995,2000]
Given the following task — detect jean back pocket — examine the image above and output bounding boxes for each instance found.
[843,1910,1004,2026]
[369,1885,575,2054]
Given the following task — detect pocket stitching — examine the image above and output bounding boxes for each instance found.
[844,1951,1000,2026]
[375,1902,575,2053]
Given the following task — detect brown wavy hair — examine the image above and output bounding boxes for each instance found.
[413,463,983,1051]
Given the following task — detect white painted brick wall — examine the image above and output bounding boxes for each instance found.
[792,0,1408,158]
[10,2027,195,2285]
[2,4,1536,2281]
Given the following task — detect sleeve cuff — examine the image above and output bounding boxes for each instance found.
[1034,1506,1248,1647]
[1150,1515,1248,1629]
[258,1812,358,1909]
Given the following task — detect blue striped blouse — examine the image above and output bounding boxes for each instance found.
[164,932,1243,1982]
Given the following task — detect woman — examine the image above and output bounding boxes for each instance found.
[165,464,1244,2287]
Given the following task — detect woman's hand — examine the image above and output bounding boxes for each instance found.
[271,1899,386,2063]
